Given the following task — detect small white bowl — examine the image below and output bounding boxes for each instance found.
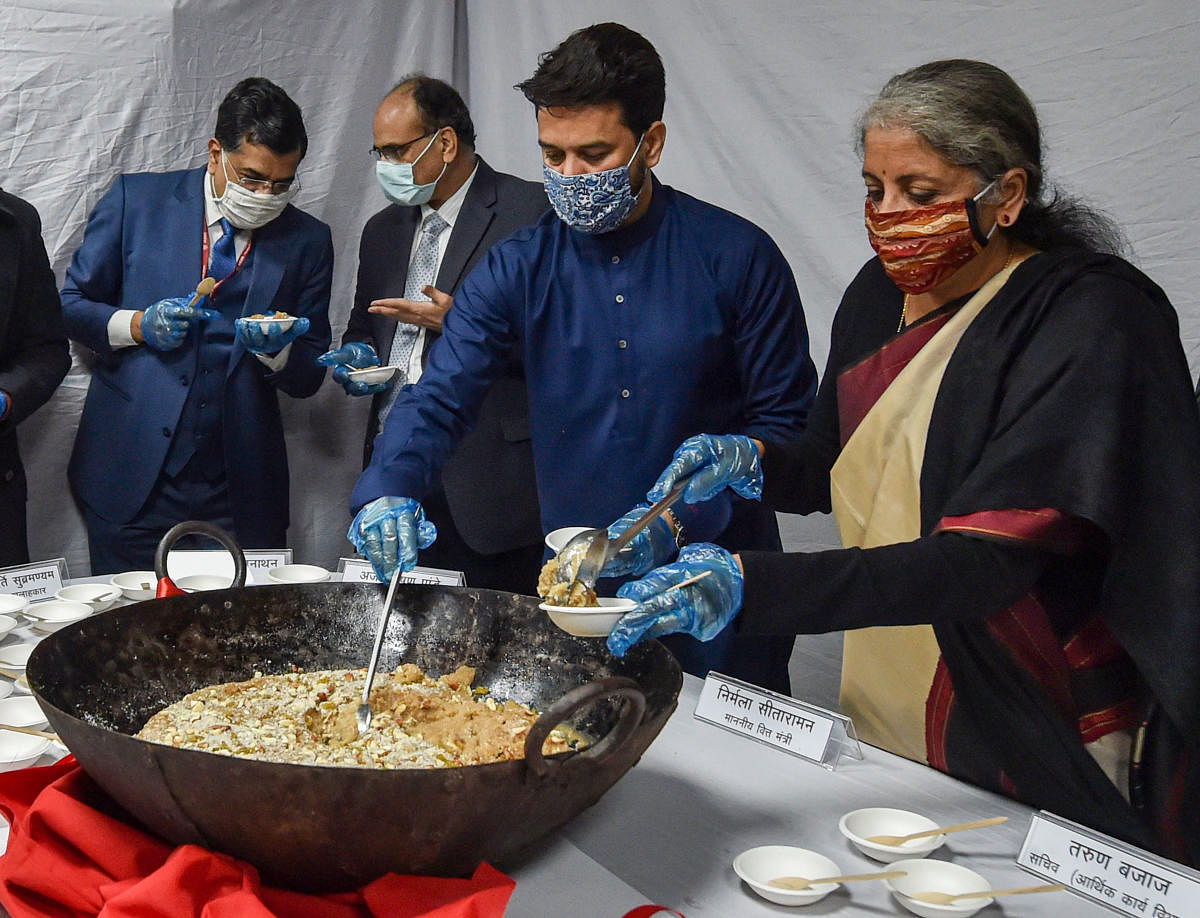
[175,574,233,592]
[733,845,843,906]
[347,365,400,385]
[0,731,49,771]
[55,582,122,612]
[23,599,93,633]
[886,858,993,918]
[0,695,48,729]
[539,596,637,638]
[544,526,594,553]
[0,643,37,671]
[839,807,945,862]
[0,614,18,641]
[0,594,28,618]
[266,563,331,584]
[250,315,296,334]
[110,570,158,601]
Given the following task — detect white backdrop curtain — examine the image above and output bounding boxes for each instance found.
[1,0,1196,575]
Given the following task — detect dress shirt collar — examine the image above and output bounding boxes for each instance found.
[203,169,238,236]
[419,160,478,230]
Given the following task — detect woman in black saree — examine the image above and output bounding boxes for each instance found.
[603,59,1200,864]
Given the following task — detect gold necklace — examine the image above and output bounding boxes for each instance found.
[897,246,1020,334]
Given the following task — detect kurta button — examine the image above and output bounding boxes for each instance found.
[617,339,627,349]
[611,255,620,264]
[180,375,188,385]
[161,427,171,437]
[621,388,631,398]
[615,294,624,303]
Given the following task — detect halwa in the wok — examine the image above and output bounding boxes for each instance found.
[137,662,584,768]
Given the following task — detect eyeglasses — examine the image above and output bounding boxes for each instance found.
[222,150,298,195]
[370,130,437,164]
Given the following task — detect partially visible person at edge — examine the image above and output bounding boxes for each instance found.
[0,189,71,566]
[347,23,817,694]
[319,75,547,595]
[605,59,1200,864]
[62,78,333,573]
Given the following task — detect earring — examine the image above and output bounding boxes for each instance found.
[999,214,1011,226]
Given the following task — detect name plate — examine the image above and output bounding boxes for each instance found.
[1018,810,1200,917]
[337,558,466,587]
[694,672,861,769]
[167,549,293,585]
[0,559,68,602]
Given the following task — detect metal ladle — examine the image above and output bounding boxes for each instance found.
[356,569,403,735]
[554,480,689,599]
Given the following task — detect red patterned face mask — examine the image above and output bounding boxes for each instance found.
[864,183,995,294]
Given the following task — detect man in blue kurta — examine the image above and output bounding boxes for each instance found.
[63,78,333,574]
[349,23,816,692]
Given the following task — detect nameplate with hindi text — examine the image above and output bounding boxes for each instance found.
[167,549,293,585]
[0,559,68,603]
[693,672,861,769]
[1018,810,1200,917]
[337,558,466,587]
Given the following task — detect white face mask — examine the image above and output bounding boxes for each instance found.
[214,151,297,229]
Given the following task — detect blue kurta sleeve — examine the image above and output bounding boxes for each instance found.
[348,242,520,513]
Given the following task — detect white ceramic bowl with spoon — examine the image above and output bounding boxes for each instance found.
[110,571,157,601]
[885,858,993,918]
[733,846,844,906]
[839,807,945,862]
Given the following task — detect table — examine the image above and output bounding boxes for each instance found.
[504,673,1112,916]
[0,579,1115,916]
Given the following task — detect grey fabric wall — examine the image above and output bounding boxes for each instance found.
[1,1,1195,572]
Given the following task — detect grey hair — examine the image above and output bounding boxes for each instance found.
[856,59,1126,254]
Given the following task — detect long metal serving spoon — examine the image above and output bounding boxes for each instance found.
[554,479,689,598]
[356,569,403,735]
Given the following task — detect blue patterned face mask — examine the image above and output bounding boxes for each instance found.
[543,134,645,234]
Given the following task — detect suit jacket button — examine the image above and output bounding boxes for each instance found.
[162,427,171,437]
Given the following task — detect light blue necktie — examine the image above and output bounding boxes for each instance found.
[378,210,449,426]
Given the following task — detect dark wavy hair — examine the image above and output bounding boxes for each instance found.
[515,22,665,136]
[856,59,1126,255]
[214,77,308,159]
[391,74,476,150]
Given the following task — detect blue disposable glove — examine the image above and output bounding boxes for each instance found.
[235,315,311,354]
[647,434,763,504]
[317,342,392,397]
[0,390,8,420]
[347,496,437,583]
[141,295,219,351]
[607,543,744,657]
[599,505,680,579]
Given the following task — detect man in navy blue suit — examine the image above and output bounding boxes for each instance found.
[62,78,333,574]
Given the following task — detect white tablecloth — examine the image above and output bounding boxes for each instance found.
[0,579,1115,915]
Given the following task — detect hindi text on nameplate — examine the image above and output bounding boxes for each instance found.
[693,672,861,769]
[0,558,68,602]
[167,549,293,584]
[1018,810,1200,917]
[337,559,466,586]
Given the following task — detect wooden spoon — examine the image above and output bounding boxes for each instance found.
[906,882,1066,905]
[0,723,59,742]
[866,815,1008,846]
[769,869,906,890]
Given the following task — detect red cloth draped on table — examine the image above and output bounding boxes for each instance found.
[0,757,515,918]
